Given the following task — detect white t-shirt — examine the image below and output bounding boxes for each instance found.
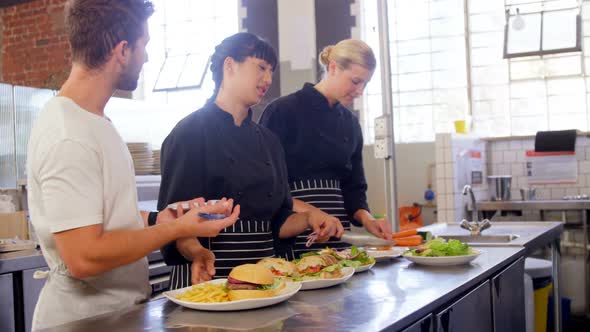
[27,97,150,330]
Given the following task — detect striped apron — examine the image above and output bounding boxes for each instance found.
[287,179,352,260]
[168,219,275,290]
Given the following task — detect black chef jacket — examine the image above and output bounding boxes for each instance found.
[260,82,370,221]
[158,102,295,265]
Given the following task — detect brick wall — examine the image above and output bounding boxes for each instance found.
[1,0,70,89]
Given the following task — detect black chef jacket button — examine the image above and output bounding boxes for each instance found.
[344,137,349,142]
[237,191,243,196]
[265,161,271,166]
[267,192,273,197]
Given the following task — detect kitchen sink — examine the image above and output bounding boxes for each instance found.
[437,234,520,244]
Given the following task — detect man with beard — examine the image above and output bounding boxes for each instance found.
[26,1,239,330]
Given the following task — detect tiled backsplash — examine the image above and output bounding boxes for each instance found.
[436,133,590,223]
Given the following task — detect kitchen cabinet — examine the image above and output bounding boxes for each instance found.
[492,257,525,332]
[22,268,46,332]
[436,280,492,332]
[402,314,433,332]
[0,273,16,332]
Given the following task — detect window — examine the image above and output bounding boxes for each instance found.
[504,5,581,58]
[138,0,239,109]
[359,0,590,143]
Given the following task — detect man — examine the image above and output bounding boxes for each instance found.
[26,1,239,330]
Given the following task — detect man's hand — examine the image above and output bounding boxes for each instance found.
[156,198,206,225]
[176,198,240,238]
[307,208,344,242]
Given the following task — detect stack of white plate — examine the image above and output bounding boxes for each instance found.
[127,142,154,175]
[152,149,161,175]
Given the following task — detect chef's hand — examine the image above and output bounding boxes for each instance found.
[363,217,392,240]
[176,238,216,284]
[307,208,344,242]
[190,247,216,284]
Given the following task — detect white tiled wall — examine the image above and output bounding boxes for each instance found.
[436,134,590,223]
[435,133,487,223]
[488,136,590,201]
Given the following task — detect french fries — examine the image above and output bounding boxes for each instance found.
[176,283,229,303]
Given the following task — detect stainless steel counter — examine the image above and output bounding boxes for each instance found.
[39,247,524,332]
[420,221,563,254]
[477,200,590,211]
[0,249,46,274]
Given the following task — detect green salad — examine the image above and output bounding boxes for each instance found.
[294,246,375,267]
[404,238,473,257]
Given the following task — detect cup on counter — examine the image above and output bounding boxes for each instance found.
[520,187,536,201]
[487,175,512,201]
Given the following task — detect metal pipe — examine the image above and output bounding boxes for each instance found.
[552,239,562,332]
[376,0,398,231]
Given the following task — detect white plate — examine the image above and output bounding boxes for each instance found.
[402,249,482,266]
[296,267,355,290]
[354,261,375,273]
[164,279,301,311]
[366,247,406,262]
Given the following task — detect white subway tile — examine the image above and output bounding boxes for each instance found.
[509,140,523,150]
[446,210,455,222]
[523,139,535,150]
[445,163,453,179]
[436,164,445,180]
[446,179,454,193]
[446,194,454,209]
[579,161,590,174]
[517,151,527,162]
[550,188,566,200]
[436,148,444,164]
[436,179,446,195]
[504,151,517,163]
[576,146,585,161]
[511,164,525,177]
[444,148,452,163]
[491,150,503,164]
[443,134,451,148]
[537,188,551,200]
[438,195,447,209]
[495,141,508,151]
[565,187,579,196]
[585,147,590,161]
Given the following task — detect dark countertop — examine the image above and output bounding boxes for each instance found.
[40,246,525,332]
[0,249,46,274]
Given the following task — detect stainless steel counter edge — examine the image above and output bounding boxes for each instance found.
[0,249,46,274]
[39,247,526,332]
[477,200,590,210]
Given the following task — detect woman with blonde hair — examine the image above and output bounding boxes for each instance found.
[260,39,392,259]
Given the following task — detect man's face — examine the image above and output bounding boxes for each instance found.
[117,22,150,91]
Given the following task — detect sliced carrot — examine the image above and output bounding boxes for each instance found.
[394,235,423,247]
[392,229,418,239]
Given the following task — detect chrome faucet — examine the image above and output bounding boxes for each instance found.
[461,185,491,236]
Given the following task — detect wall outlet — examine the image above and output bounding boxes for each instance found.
[374,138,391,159]
[374,115,390,138]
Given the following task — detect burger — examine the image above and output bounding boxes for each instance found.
[257,258,297,277]
[296,254,342,279]
[225,264,285,301]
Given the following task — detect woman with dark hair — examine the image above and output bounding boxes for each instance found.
[260,39,392,259]
[158,32,343,289]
